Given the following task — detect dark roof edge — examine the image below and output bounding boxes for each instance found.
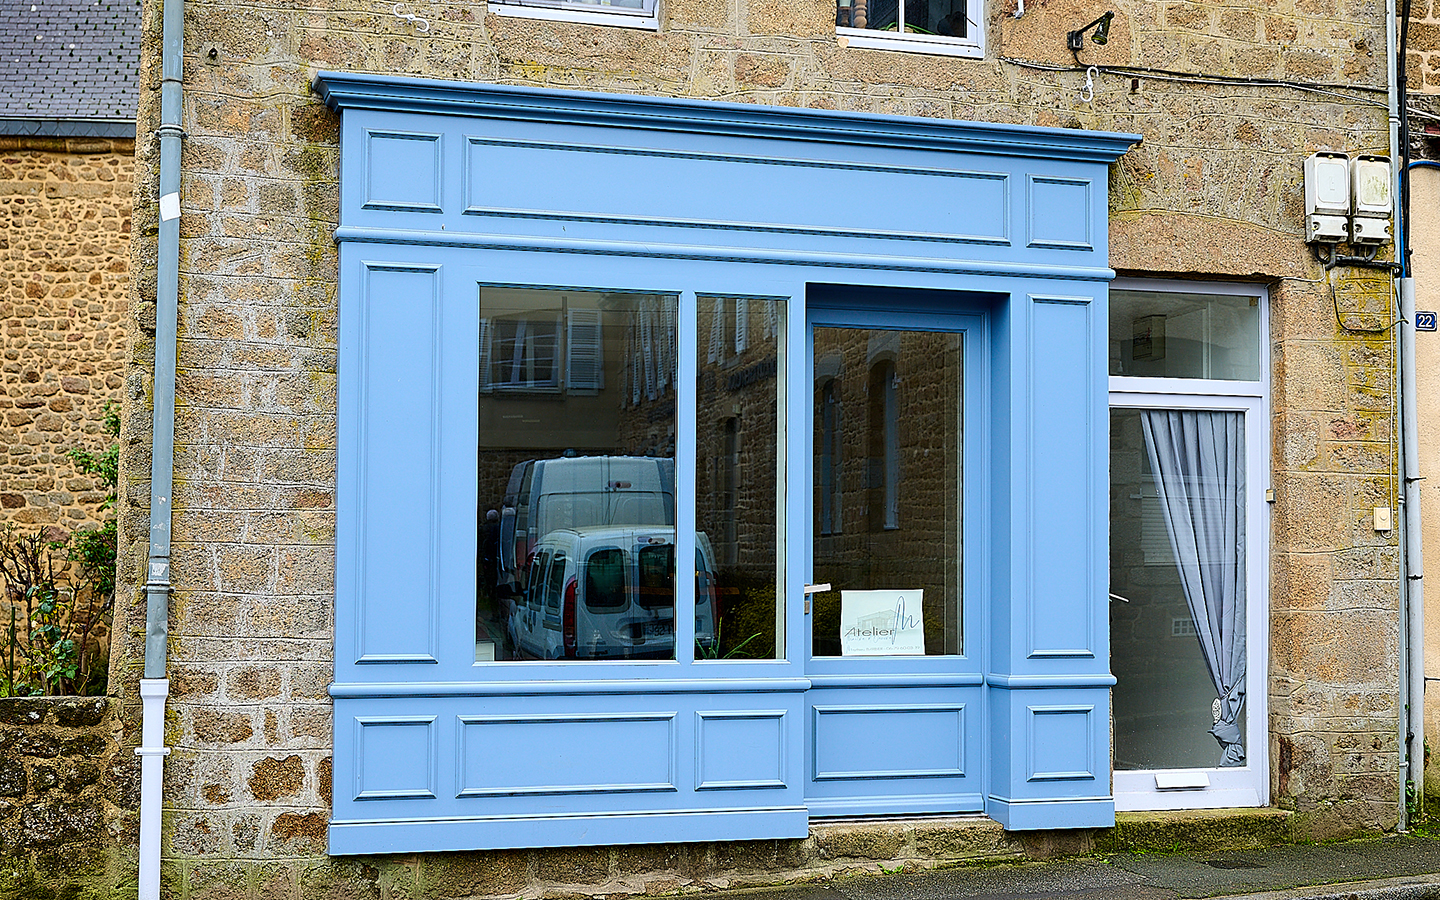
[0,118,136,138]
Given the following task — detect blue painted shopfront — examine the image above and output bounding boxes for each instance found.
[316,72,1138,854]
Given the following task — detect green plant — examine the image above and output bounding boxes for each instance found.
[697,625,763,660]
[0,404,118,697]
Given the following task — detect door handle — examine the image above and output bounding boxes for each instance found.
[802,583,831,614]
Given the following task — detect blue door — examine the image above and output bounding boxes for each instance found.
[804,287,989,816]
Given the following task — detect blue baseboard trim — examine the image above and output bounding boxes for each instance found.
[805,793,985,817]
[985,795,1115,830]
[328,806,810,854]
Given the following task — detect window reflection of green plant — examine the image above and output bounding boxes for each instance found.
[697,620,763,660]
[879,21,935,32]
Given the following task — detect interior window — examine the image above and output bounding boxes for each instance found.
[488,0,658,28]
[836,0,981,56]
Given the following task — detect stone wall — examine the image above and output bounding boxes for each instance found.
[0,137,130,533]
[153,811,1295,900]
[110,0,1406,889]
[0,695,137,899]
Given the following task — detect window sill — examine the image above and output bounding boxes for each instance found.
[836,28,983,59]
[488,3,659,30]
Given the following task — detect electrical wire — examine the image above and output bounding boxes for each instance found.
[1000,55,1391,107]
[1330,277,1401,333]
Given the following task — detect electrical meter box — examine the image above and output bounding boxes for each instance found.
[1349,155,1393,244]
[1351,155,1393,216]
[1304,152,1350,242]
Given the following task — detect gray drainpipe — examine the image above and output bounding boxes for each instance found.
[136,0,183,896]
[1385,0,1425,830]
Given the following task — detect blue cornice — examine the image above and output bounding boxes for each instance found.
[312,71,1139,163]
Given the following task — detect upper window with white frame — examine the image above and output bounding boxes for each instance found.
[489,0,658,30]
[836,0,983,57]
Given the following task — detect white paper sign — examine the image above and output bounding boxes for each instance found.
[840,589,925,656]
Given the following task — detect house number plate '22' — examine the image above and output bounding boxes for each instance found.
[1416,310,1438,331]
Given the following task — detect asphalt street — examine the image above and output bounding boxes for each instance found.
[717,834,1440,900]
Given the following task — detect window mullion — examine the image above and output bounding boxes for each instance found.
[675,289,698,665]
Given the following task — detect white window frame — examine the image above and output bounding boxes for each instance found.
[1108,277,1271,812]
[488,0,659,30]
[836,0,984,59]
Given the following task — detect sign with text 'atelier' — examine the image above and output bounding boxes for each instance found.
[840,589,926,656]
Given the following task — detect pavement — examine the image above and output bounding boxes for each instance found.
[725,833,1440,900]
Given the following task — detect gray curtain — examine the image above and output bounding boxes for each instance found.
[1141,410,1247,767]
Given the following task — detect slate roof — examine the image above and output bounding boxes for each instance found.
[0,0,140,137]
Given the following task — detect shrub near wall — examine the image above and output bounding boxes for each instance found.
[0,696,135,900]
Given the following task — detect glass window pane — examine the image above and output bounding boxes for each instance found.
[1109,290,1261,380]
[1110,408,1247,769]
[837,0,966,34]
[812,327,962,657]
[477,287,678,662]
[696,296,786,661]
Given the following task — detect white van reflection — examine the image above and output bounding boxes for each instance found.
[508,526,718,660]
[496,456,675,601]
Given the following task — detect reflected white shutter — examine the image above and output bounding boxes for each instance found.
[629,313,642,405]
[566,309,604,392]
[661,302,676,390]
[478,318,492,391]
[708,298,724,363]
[735,298,749,354]
[642,301,657,400]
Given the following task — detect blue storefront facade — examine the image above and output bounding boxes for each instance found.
[318,73,1138,854]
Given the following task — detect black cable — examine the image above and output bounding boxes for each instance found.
[1001,55,1389,104]
[1400,0,1414,278]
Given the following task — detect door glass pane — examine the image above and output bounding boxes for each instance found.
[811,327,962,657]
[696,296,785,661]
[1110,407,1248,769]
[476,287,678,662]
[1109,290,1261,380]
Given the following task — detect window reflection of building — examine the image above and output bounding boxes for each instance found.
[811,327,961,658]
[695,296,783,659]
[867,360,899,531]
[717,417,740,567]
[818,380,842,536]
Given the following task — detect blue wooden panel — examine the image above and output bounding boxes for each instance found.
[355,716,437,800]
[1026,295,1096,659]
[987,685,1112,828]
[464,137,1009,245]
[695,710,787,790]
[1027,704,1097,781]
[1027,176,1092,250]
[331,690,808,853]
[365,130,443,212]
[813,704,966,781]
[457,713,677,796]
[356,264,441,666]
